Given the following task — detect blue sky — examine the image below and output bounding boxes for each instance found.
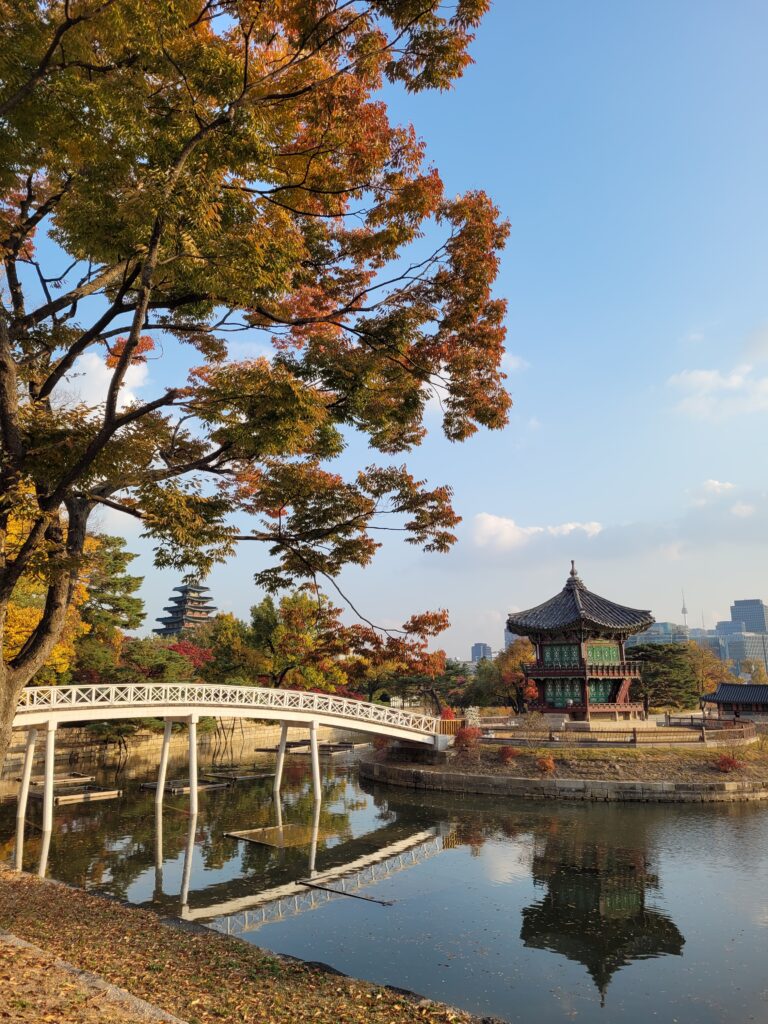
[88,1,768,656]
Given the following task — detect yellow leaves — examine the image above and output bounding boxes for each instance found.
[4,599,90,673]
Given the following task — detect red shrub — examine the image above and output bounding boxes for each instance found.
[454,726,482,753]
[372,736,391,752]
[440,706,457,720]
[716,753,742,773]
[499,746,522,764]
[536,755,556,775]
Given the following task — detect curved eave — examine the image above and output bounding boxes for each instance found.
[507,615,654,640]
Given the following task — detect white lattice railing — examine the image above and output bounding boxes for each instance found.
[15,683,440,736]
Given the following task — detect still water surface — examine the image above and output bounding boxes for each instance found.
[2,756,768,1023]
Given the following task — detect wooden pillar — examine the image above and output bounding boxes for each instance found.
[188,716,199,817]
[15,728,37,870]
[42,722,56,834]
[584,675,591,721]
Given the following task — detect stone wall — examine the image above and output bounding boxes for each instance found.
[359,760,768,803]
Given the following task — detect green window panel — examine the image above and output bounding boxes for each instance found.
[542,643,580,667]
[545,678,583,707]
[587,643,620,664]
[588,679,614,704]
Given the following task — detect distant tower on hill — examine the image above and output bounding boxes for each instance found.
[680,590,688,629]
[154,581,217,636]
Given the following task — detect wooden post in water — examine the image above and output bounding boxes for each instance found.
[15,728,37,870]
[42,722,56,834]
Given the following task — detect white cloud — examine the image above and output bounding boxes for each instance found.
[473,512,602,551]
[60,352,149,411]
[547,521,603,538]
[667,363,768,418]
[703,479,735,495]
[474,514,544,549]
[502,352,529,372]
[731,502,756,518]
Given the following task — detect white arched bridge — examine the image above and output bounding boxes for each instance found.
[13,683,444,743]
[11,682,450,837]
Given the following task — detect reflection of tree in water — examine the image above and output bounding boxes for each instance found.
[0,764,356,905]
[520,825,684,1004]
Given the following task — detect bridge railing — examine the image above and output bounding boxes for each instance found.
[15,683,441,736]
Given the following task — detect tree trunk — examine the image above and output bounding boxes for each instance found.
[0,663,24,772]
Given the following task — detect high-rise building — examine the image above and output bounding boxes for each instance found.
[625,621,689,648]
[721,632,768,675]
[716,620,746,636]
[154,581,217,636]
[730,599,768,634]
[471,642,493,663]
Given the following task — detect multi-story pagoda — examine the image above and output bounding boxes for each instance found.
[506,562,653,720]
[154,581,217,636]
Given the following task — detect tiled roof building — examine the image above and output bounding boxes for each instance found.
[506,563,654,720]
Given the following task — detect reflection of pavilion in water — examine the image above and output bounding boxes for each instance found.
[520,829,684,1003]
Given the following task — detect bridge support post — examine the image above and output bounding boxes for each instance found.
[273,721,288,807]
[15,728,37,870]
[180,812,197,911]
[309,720,321,803]
[156,720,172,811]
[37,828,51,878]
[308,796,322,877]
[42,722,56,834]
[188,716,199,816]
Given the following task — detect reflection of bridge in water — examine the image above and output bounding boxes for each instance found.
[180,823,455,933]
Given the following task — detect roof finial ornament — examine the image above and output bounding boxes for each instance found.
[570,559,577,578]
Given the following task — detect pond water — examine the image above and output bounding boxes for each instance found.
[2,755,768,1024]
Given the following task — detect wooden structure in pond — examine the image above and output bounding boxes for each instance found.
[507,562,653,721]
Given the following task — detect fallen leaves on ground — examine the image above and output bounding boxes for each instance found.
[0,870,474,1024]
[0,940,153,1023]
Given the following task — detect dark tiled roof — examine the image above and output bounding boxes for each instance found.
[701,684,768,704]
[506,563,654,638]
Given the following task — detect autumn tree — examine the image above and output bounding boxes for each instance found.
[0,1,510,762]
[739,658,768,685]
[197,613,263,686]
[460,639,535,708]
[686,640,737,696]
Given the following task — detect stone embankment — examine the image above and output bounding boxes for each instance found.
[360,760,768,803]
